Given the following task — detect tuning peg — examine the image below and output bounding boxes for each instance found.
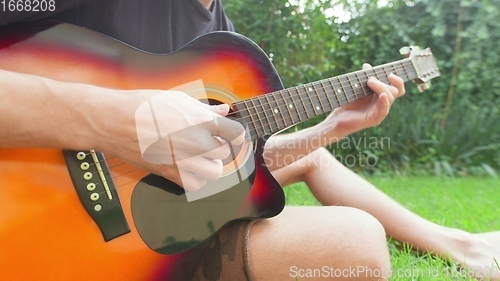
[417,81,431,92]
[400,46,422,58]
[399,46,411,57]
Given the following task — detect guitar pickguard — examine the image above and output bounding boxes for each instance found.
[131,147,256,255]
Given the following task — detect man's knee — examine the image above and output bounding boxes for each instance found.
[246,206,391,280]
[312,207,390,280]
[339,208,391,280]
[299,207,391,280]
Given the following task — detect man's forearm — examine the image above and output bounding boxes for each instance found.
[263,118,346,172]
[263,73,406,172]
[0,69,112,150]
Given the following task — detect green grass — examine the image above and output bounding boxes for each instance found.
[284,176,500,280]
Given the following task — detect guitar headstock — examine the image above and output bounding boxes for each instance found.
[400,46,440,92]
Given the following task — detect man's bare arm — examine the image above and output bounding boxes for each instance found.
[264,68,405,172]
[0,69,111,149]
[0,69,242,190]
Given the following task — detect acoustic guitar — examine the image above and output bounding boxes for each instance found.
[0,20,440,280]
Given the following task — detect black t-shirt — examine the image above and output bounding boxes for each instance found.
[0,0,234,53]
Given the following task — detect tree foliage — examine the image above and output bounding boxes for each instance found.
[224,0,500,174]
[226,0,500,103]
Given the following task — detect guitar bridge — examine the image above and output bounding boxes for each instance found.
[63,150,130,241]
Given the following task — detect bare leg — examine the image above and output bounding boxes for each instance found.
[247,206,391,280]
[271,148,500,280]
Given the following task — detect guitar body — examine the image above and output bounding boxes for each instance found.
[0,21,285,280]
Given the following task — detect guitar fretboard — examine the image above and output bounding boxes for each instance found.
[233,59,417,140]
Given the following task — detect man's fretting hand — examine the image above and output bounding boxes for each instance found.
[320,63,406,140]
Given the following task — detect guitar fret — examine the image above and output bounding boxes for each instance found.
[364,68,377,98]
[293,85,314,117]
[247,99,265,137]
[317,82,328,110]
[286,88,301,125]
[294,87,309,122]
[278,90,292,128]
[328,77,342,106]
[319,80,334,112]
[346,74,358,100]
[401,61,410,81]
[354,71,367,97]
[334,77,349,104]
[374,67,381,80]
[302,85,316,117]
[242,100,257,137]
[258,95,274,135]
[259,98,271,134]
[254,98,270,135]
[304,85,319,115]
[355,71,369,97]
[399,62,410,81]
[364,68,375,80]
[360,71,371,97]
[263,94,279,134]
[381,66,389,84]
[232,101,257,140]
[311,82,328,113]
[273,92,288,130]
[297,87,310,120]
[327,78,342,107]
[384,65,393,83]
[310,84,326,113]
[339,76,352,103]
[405,60,416,80]
[391,63,398,79]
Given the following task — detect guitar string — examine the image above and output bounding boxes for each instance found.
[83,159,146,195]
[88,65,416,167]
[226,64,415,121]
[100,77,419,193]
[82,64,423,194]
[227,67,417,138]
[230,68,417,130]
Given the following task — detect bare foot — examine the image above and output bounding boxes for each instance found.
[447,231,500,280]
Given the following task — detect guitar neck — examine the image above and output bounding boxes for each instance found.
[233,58,417,140]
